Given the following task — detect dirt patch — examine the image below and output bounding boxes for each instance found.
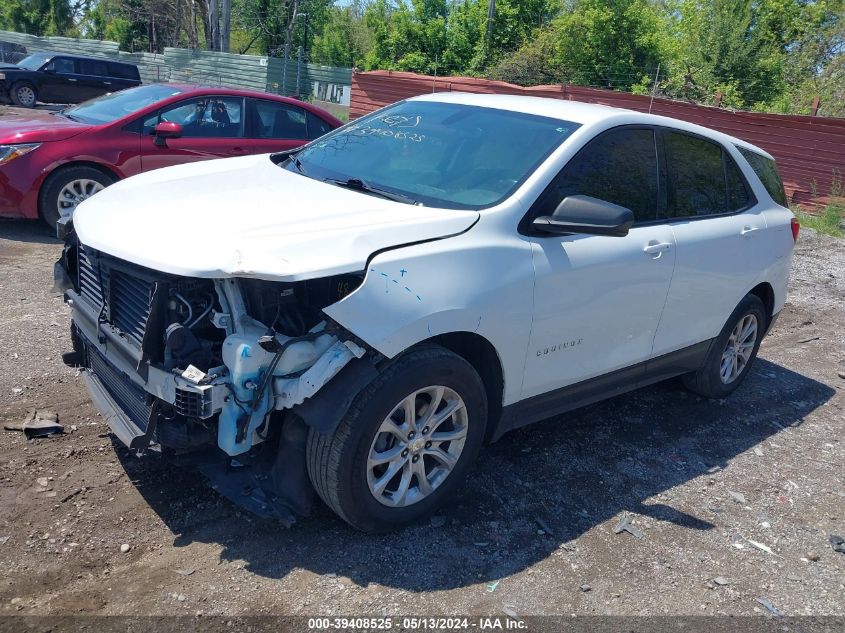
[0,219,843,616]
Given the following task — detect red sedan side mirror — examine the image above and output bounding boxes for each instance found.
[153,121,182,147]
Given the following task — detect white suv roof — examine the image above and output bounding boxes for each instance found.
[410,91,772,159]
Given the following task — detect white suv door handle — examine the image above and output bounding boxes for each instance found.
[741,226,761,238]
[643,242,673,255]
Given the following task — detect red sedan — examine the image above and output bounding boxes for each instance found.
[0,84,343,228]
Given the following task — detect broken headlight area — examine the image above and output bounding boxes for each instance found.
[59,241,371,521]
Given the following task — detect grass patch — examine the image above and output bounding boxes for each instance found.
[796,203,844,238]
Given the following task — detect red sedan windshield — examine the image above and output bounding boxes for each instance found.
[64,84,186,125]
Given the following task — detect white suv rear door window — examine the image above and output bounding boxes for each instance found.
[652,130,766,357]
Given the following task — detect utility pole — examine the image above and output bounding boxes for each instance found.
[281,7,305,96]
[296,46,303,97]
[303,14,309,62]
[648,63,660,114]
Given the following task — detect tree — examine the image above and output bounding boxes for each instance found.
[662,0,785,108]
[231,0,330,57]
[766,0,845,116]
[310,1,372,66]
[80,0,199,52]
[489,0,666,90]
[2,0,76,36]
[358,0,556,75]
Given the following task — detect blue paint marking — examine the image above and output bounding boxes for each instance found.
[370,266,421,301]
[240,346,251,358]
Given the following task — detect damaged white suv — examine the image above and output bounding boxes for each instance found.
[56,92,798,532]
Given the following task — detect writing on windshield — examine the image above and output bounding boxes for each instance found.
[293,101,579,210]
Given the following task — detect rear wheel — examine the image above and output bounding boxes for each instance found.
[10,82,37,107]
[39,166,114,231]
[306,345,487,532]
[683,294,766,398]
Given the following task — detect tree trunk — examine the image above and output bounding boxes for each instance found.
[188,0,199,49]
[220,0,231,52]
[206,0,219,50]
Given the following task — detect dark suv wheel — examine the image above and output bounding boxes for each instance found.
[306,345,487,532]
[10,82,37,107]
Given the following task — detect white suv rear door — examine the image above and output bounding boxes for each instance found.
[650,130,768,358]
[521,127,677,399]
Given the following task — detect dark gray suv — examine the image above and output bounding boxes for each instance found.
[0,52,141,107]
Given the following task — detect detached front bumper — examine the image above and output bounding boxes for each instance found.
[81,353,154,450]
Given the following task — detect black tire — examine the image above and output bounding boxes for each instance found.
[10,82,37,107]
[683,294,767,399]
[306,345,487,533]
[39,166,115,231]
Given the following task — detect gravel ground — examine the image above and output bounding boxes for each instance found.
[0,219,843,618]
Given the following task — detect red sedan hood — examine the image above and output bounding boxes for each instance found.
[0,108,91,143]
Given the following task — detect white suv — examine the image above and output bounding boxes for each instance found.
[56,92,798,532]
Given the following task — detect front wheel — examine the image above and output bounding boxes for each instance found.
[683,294,766,398]
[306,345,487,532]
[10,82,37,107]
[39,166,114,231]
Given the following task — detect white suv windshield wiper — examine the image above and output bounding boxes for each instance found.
[324,177,419,206]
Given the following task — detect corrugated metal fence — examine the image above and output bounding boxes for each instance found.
[351,70,845,208]
[0,30,351,98]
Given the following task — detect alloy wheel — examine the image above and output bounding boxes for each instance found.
[720,314,758,384]
[367,385,468,508]
[57,179,105,220]
[16,85,36,106]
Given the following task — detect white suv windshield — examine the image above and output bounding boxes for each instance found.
[291,101,580,210]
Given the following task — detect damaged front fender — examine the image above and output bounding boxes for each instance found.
[322,224,535,407]
[212,277,375,456]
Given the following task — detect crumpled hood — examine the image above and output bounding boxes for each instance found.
[73,154,479,281]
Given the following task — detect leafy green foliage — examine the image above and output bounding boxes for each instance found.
[1,0,75,36]
[310,1,372,66]
[7,0,844,118]
[490,0,665,90]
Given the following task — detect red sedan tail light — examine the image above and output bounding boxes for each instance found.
[791,218,800,242]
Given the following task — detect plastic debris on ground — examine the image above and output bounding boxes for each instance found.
[743,536,778,556]
[4,409,63,438]
[729,491,746,504]
[613,515,643,538]
[502,606,522,622]
[756,598,782,617]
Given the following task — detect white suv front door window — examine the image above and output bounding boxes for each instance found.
[522,127,676,399]
[651,131,768,357]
